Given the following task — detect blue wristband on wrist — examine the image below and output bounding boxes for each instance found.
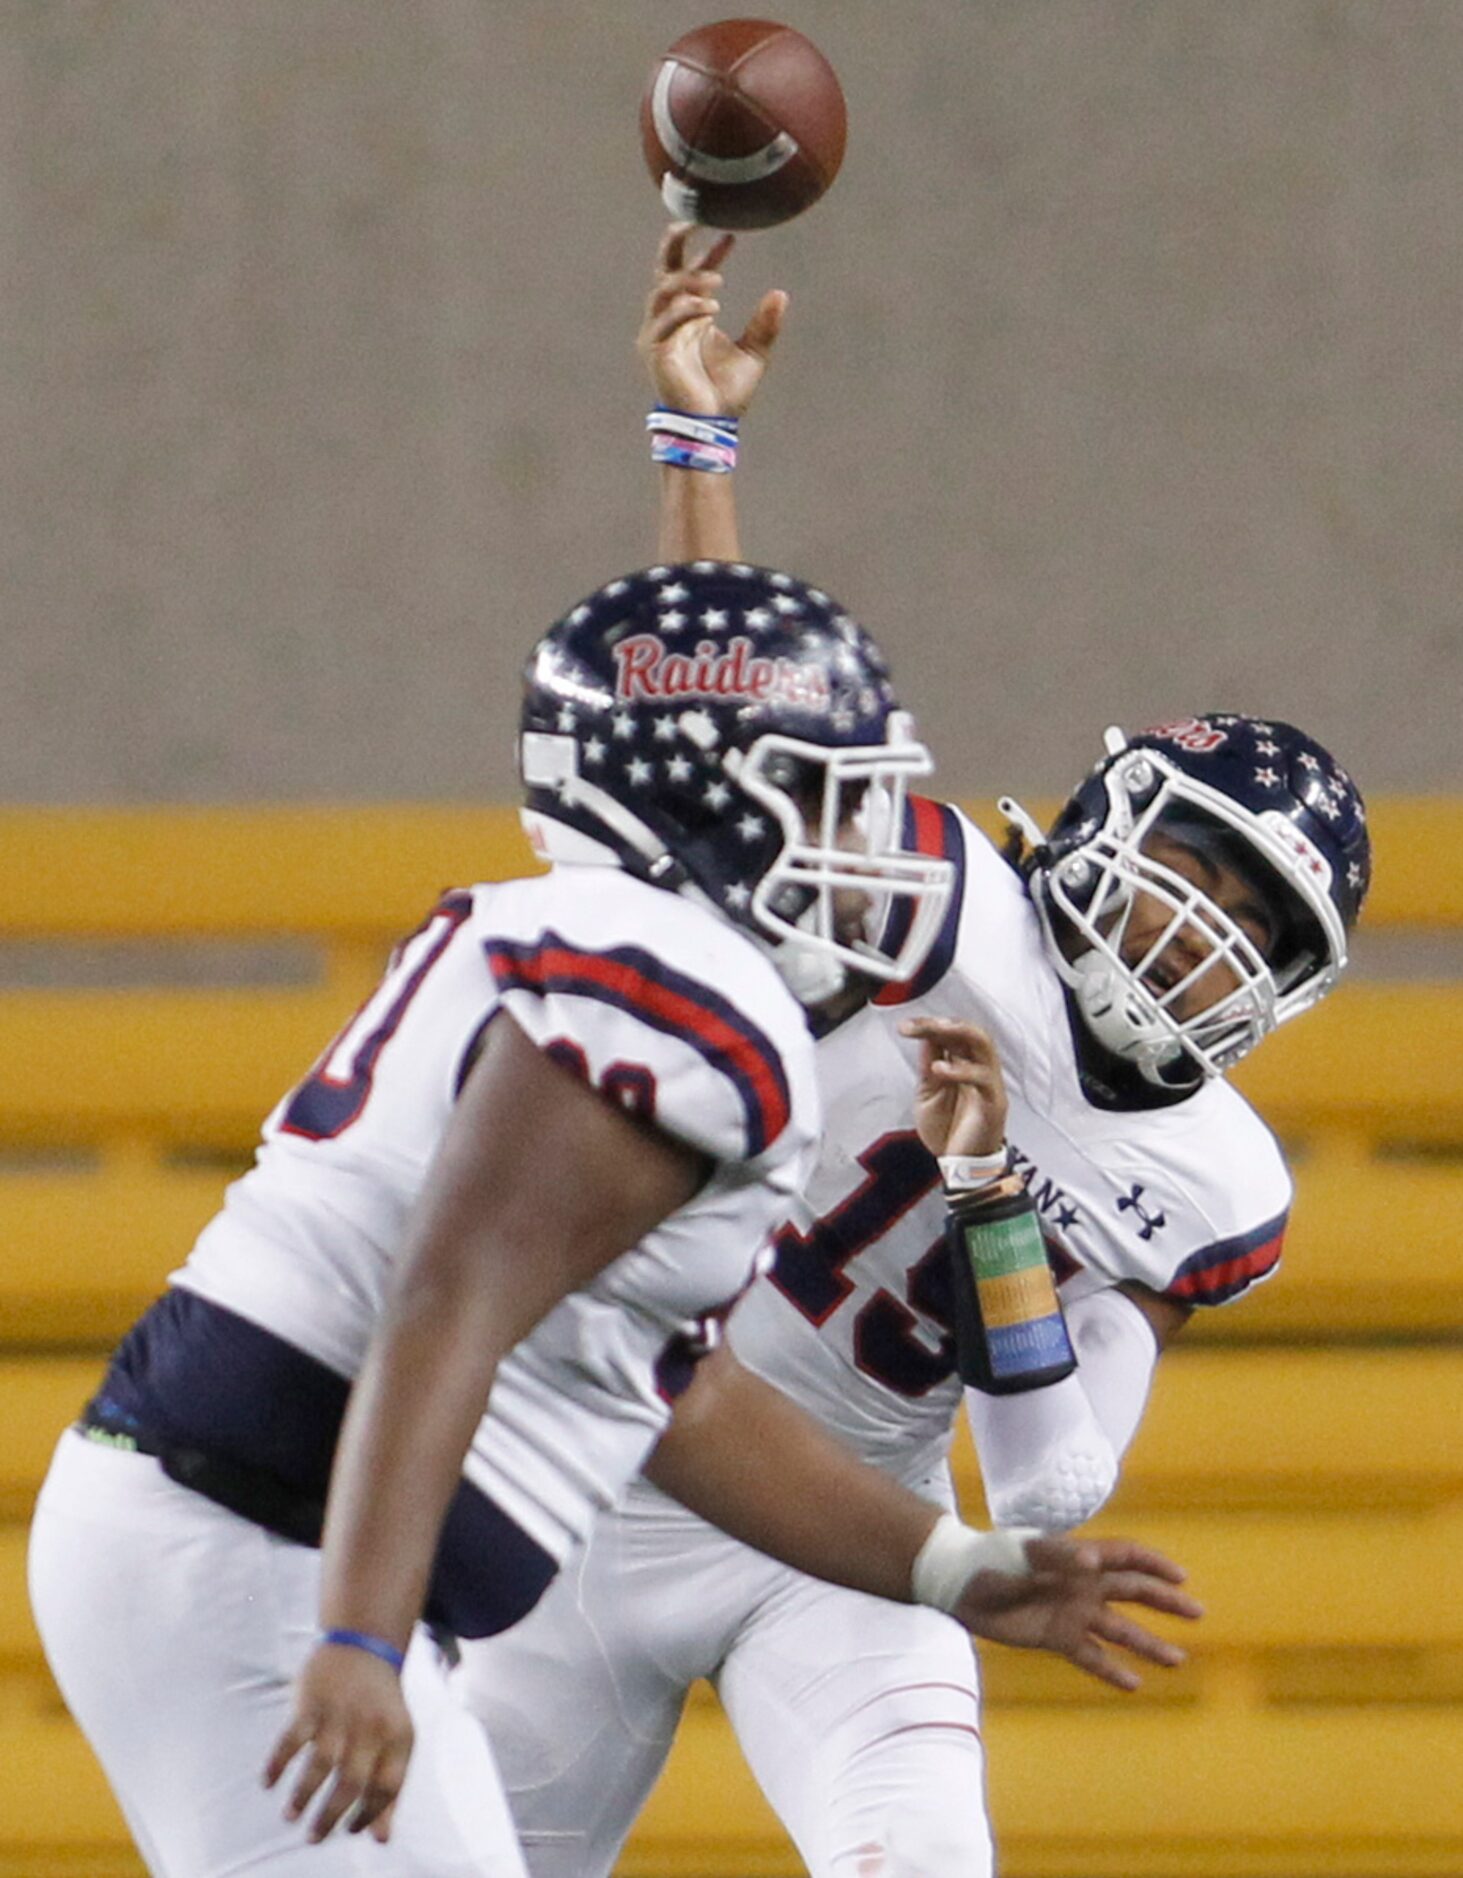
[319,1627,406,1674]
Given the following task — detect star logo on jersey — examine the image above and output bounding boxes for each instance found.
[1116,1183,1167,1240]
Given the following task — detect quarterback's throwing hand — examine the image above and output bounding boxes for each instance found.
[956,1534,1203,1692]
[263,1643,414,1844]
[639,221,787,418]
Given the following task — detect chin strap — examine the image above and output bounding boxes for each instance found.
[996,795,1050,867]
[1069,950,1186,1084]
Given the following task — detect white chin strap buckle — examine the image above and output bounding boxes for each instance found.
[770,940,847,1009]
[1072,952,1181,1075]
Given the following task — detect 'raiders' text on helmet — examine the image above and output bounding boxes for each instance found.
[518,564,954,1007]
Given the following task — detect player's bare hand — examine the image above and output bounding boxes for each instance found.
[954,1534,1202,1692]
[639,221,787,418]
[899,1016,1008,1159]
[263,1643,413,1844]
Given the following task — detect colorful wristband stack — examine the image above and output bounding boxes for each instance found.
[647,405,739,474]
[945,1178,1077,1396]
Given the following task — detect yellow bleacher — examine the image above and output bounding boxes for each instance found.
[2,800,1460,1877]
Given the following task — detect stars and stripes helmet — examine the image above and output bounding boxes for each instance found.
[1002,714,1369,1085]
[518,563,955,1007]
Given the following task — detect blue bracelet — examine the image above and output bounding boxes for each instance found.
[319,1627,406,1674]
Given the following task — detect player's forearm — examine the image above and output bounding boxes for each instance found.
[658,464,743,562]
[319,1280,506,1649]
[646,1347,940,1602]
[966,1287,1161,1530]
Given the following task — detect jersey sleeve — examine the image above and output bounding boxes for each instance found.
[1160,1207,1289,1306]
[480,925,803,1168]
[1071,1096,1294,1311]
[871,796,969,1007]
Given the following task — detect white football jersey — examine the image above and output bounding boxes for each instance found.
[176,862,820,1561]
[727,801,1291,1487]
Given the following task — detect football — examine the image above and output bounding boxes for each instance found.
[641,19,847,230]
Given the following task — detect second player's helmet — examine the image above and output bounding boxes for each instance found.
[519,563,954,1005]
[1003,714,1370,1085]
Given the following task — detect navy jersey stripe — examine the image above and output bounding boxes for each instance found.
[874,797,967,1007]
[1166,1209,1288,1305]
[484,933,793,1158]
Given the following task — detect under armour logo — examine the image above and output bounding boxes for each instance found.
[1117,1183,1167,1240]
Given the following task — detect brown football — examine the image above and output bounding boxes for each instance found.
[641,19,847,230]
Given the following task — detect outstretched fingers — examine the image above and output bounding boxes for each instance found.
[1088,1603,1189,1669]
[1066,1633,1144,1693]
[1084,1537,1195,1584]
[642,292,721,348]
[1092,1568,1205,1622]
[737,288,788,362]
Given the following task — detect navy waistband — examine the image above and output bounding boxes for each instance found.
[89,1288,557,1639]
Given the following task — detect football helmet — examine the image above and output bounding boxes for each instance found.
[518,563,953,1006]
[1002,714,1370,1085]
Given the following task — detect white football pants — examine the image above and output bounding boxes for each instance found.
[28,1429,527,1877]
[458,1480,992,1878]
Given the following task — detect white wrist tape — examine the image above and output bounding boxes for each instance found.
[938,1148,1009,1192]
[910,1513,1038,1614]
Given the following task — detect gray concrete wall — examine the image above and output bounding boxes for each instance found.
[3,1,1459,803]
